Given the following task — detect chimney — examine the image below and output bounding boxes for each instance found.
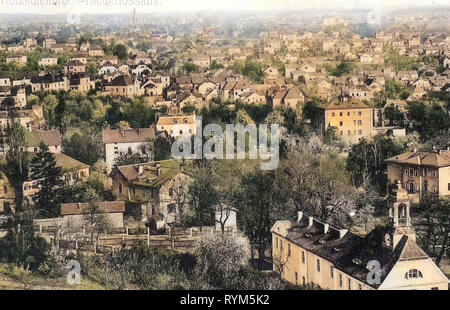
[338,229,348,239]
[323,223,329,234]
[308,216,314,227]
[297,211,303,222]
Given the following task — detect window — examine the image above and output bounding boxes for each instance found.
[302,276,306,285]
[288,244,291,257]
[432,171,437,178]
[316,259,321,272]
[359,284,362,290]
[3,186,7,194]
[339,121,343,126]
[301,251,305,264]
[295,272,298,284]
[348,278,352,290]
[405,269,423,279]
[404,169,408,175]
[358,120,362,126]
[358,130,362,135]
[339,274,343,287]
[409,168,414,176]
[118,183,123,194]
[414,170,419,177]
[330,266,334,278]
[448,183,450,191]
[339,112,343,116]
[331,112,335,117]
[128,147,132,155]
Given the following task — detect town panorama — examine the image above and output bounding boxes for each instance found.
[0,1,449,298]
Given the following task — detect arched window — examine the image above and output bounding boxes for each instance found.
[405,269,423,279]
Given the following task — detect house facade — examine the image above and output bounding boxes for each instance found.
[271,185,449,290]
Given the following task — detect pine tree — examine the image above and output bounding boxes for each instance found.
[30,142,64,218]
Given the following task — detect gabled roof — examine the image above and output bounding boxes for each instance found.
[107,75,134,86]
[385,150,450,167]
[102,128,155,144]
[272,214,432,289]
[25,130,61,147]
[111,160,191,189]
[321,98,372,110]
[30,73,65,84]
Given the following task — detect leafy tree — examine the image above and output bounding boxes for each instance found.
[332,61,353,77]
[347,135,409,191]
[239,169,288,269]
[194,234,250,289]
[113,44,128,60]
[83,189,111,243]
[186,166,217,228]
[62,129,103,165]
[413,194,450,266]
[384,105,404,126]
[113,153,146,168]
[154,135,173,161]
[30,142,64,218]
[181,62,200,75]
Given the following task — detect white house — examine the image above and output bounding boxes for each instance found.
[102,128,156,172]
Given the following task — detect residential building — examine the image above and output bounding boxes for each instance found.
[271,184,449,290]
[102,128,156,172]
[386,149,450,202]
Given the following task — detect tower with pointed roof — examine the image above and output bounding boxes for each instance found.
[383,181,417,251]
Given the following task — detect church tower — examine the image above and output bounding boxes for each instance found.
[383,181,417,251]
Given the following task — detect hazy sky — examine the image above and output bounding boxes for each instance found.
[0,0,448,15]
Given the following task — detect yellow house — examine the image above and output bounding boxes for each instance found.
[386,149,450,202]
[105,75,143,98]
[315,98,373,144]
[156,114,196,139]
[271,185,449,290]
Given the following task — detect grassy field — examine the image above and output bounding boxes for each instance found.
[0,264,105,290]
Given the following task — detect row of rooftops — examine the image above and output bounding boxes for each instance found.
[272,211,429,288]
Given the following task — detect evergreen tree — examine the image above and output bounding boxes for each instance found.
[30,142,64,218]
[1,123,29,212]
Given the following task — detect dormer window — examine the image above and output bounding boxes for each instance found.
[405,269,423,279]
